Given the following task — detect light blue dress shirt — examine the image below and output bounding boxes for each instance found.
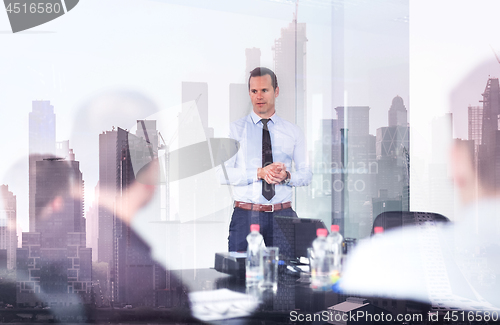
[220,111,312,204]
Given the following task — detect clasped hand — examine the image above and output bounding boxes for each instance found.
[258,162,287,184]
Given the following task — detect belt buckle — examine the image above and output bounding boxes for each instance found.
[263,204,274,212]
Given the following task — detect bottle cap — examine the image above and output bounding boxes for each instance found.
[316,228,328,237]
[331,225,340,232]
[374,226,384,234]
[250,224,260,232]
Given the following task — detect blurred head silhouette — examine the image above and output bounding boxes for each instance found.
[450,58,500,205]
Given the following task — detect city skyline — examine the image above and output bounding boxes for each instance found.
[0,1,409,237]
[14,71,500,277]
[3,0,498,277]
[2,85,412,311]
[2,17,407,244]
[3,1,500,230]
[1,1,500,318]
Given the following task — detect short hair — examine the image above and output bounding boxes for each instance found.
[248,67,278,90]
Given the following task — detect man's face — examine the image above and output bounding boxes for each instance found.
[249,75,279,118]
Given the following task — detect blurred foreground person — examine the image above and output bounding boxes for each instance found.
[11,154,192,322]
[341,80,500,310]
[0,89,195,322]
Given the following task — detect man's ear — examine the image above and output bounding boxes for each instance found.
[275,86,279,97]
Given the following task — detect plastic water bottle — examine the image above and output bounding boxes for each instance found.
[327,225,343,284]
[246,224,265,287]
[310,228,332,290]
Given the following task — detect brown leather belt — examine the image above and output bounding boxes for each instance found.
[234,201,292,212]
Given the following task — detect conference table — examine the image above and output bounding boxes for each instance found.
[0,264,435,324]
[165,261,432,325]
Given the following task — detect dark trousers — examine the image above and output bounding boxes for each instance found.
[228,207,298,252]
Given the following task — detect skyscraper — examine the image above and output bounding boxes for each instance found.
[34,159,85,247]
[98,128,132,304]
[374,96,410,216]
[182,81,212,137]
[273,21,307,131]
[230,48,261,123]
[29,101,56,233]
[301,119,340,228]
[468,105,482,160]
[335,106,370,138]
[474,77,500,191]
[479,78,500,159]
[29,101,56,156]
[98,129,121,266]
[429,114,454,219]
[388,95,408,127]
[334,106,376,238]
[17,157,92,307]
[245,48,261,77]
[86,185,99,262]
[0,185,17,270]
[331,1,344,110]
[326,119,344,228]
[229,84,252,123]
[56,140,75,161]
[98,123,163,307]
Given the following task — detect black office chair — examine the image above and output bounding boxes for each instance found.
[371,211,450,236]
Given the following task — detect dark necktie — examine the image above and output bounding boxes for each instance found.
[261,119,275,201]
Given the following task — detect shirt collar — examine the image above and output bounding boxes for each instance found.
[250,110,277,125]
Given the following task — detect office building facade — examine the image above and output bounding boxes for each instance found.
[334,106,376,238]
[0,185,17,270]
[98,123,166,307]
[17,158,92,307]
[29,101,56,233]
[273,21,307,131]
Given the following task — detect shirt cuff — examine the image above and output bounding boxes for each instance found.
[287,171,293,186]
[247,168,259,184]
